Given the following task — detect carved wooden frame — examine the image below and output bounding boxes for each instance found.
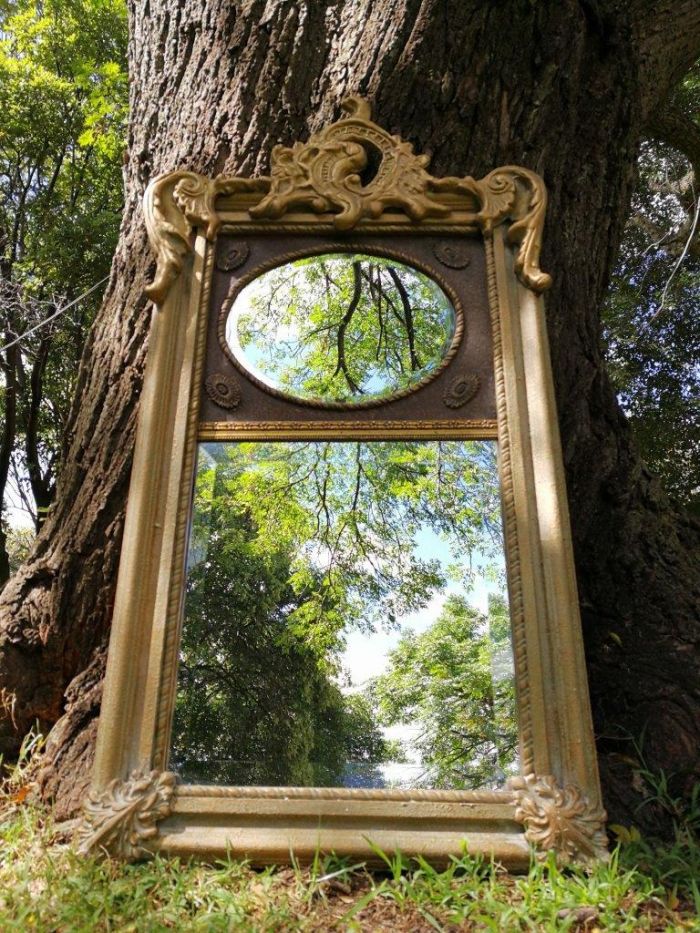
[78,98,607,868]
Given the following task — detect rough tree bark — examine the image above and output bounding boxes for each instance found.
[0,0,698,831]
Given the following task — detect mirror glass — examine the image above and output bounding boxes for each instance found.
[224,254,457,405]
[170,440,517,790]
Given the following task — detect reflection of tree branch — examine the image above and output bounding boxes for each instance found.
[387,266,421,370]
[366,263,385,361]
[351,442,362,516]
[333,260,364,394]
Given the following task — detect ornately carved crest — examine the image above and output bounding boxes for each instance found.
[144,97,551,304]
[509,774,608,866]
[76,768,176,860]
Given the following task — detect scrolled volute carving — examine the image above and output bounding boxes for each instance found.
[485,167,552,293]
[76,768,176,860]
[144,171,216,305]
[509,773,608,866]
[144,172,268,304]
[433,167,551,293]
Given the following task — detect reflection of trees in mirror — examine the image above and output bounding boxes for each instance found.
[171,440,514,789]
[371,593,518,790]
[228,255,456,403]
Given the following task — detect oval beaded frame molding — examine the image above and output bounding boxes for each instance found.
[217,243,465,411]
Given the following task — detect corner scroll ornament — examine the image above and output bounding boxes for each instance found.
[509,774,608,866]
[144,96,551,304]
[144,171,269,304]
[76,768,176,860]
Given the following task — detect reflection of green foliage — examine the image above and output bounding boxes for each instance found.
[200,441,503,650]
[235,255,454,401]
[172,459,395,786]
[173,440,512,789]
[371,594,518,789]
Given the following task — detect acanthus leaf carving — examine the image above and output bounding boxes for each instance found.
[509,773,608,866]
[76,767,176,860]
[249,95,449,230]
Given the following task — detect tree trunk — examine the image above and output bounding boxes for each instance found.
[0,0,698,830]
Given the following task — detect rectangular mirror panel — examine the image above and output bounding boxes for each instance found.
[169,440,518,790]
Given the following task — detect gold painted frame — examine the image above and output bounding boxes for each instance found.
[77,98,607,868]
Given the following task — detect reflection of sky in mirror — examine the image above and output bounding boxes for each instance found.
[225,255,456,403]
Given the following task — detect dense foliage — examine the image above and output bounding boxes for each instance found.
[603,70,700,510]
[372,593,518,789]
[172,460,397,786]
[0,0,127,580]
[170,440,509,788]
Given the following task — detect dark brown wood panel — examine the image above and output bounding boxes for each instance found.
[199,233,495,428]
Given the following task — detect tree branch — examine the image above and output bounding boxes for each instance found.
[631,1,700,115]
[646,104,700,189]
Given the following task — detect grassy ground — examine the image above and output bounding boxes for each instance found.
[1,741,699,931]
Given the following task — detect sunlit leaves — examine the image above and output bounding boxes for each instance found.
[194,441,503,653]
[174,440,510,789]
[0,0,127,538]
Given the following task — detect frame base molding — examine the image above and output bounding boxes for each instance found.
[76,771,608,868]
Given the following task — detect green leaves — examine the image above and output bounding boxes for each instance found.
[231,254,455,404]
[0,0,127,555]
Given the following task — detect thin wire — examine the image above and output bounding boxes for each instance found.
[0,275,110,354]
[656,190,700,316]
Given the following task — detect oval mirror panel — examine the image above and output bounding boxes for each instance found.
[224,253,459,406]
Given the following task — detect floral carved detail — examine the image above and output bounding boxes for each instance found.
[144,98,551,304]
[205,372,241,410]
[509,774,608,866]
[443,372,480,408]
[217,241,250,272]
[433,241,471,269]
[76,768,176,860]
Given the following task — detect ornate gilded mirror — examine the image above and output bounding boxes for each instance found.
[78,99,607,867]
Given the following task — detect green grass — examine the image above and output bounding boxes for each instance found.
[1,739,699,931]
